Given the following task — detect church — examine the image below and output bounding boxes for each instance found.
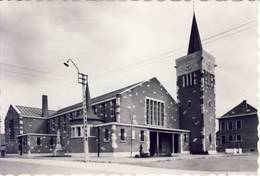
[4,13,217,157]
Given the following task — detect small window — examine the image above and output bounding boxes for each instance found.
[236,134,242,142]
[104,129,109,142]
[140,130,144,142]
[50,137,54,146]
[228,135,234,142]
[187,100,192,108]
[120,128,126,141]
[228,121,233,130]
[209,134,212,143]
[208,101,212,107]
[236,120,242,130]
[36,137,41,146]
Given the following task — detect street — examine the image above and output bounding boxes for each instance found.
[0,154,257,175]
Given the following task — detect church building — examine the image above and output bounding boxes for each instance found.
[4,13,217,157]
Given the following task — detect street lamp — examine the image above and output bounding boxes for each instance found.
[64,59,89,162]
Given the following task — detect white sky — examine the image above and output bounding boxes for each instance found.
[0,1,257,133]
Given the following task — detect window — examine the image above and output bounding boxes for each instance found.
[236,120,242,130]
[140,130,144,142]
[50,137,54,146]
[120,128,126,142]
[221,135,226,144]
[228,135,234,142]
[77,126,81,137]
[36,137,41,146]
[9,119,15,139]
[145,98,165,126]
[208,101,212,107]
[71,125,83,138]
[187,100,192,108]
[146,99,149,125]
[220,121,225,131]
[209,134,212,143]
[236,134,242,142]
[132,130,135,139]
[104,129,109,142]
[228,121,233,130]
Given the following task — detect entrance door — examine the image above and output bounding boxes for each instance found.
[174,134,180,153]
[149,132,157,156]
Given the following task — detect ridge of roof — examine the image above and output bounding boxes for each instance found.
[14,105,56,118]
[219,100,257,119]
[51,77,157,117]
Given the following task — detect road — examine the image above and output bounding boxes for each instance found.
[0,154,257,175]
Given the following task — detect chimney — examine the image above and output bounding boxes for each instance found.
[42,95,48,117]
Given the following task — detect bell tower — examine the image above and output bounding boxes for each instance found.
[175,13,216,154]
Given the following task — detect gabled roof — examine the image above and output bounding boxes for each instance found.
[14,105,56,118]
[219,100,257,119]
[51,81,142,118]
[188,13,202,55]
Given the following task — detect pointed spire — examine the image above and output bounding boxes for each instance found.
[188,13,202,54]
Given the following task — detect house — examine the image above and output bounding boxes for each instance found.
[216,100,258,153]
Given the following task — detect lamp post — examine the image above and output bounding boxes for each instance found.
[64,59,89,162]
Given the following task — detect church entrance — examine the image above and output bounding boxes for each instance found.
[149,131,181,156]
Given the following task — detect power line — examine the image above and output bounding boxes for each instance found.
[0,18,256,81]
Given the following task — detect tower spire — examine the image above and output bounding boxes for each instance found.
[187,13,202,54]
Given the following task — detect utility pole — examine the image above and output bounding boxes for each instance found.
[64,59,89,162]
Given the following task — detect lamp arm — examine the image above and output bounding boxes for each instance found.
[67,59,80,73]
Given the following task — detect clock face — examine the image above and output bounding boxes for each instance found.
[185,63,192,71]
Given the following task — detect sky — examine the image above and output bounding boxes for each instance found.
[0,1,257,133]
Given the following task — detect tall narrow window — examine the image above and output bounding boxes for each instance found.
[104,129,109,142]
[220,121,225,131]
[186,74,189,87]
[182,75,186,88]
[158,102,161,126]
[150,100,153,125]
[154,101,157,125]
[50,137,54,146]
[221,135,226,144]
[161,103,164,126]
[140,130,144,142]
[228,121,233,130]
[189,73,193,86]
[209,134,212,143]
[236,120,242,130]
[120,128,126,141]
[146,99,149,125]
[76,126,81,137]
[36,137,41,146]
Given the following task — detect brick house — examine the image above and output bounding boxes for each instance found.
[216,100,258,153]
[4,13,217,156]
